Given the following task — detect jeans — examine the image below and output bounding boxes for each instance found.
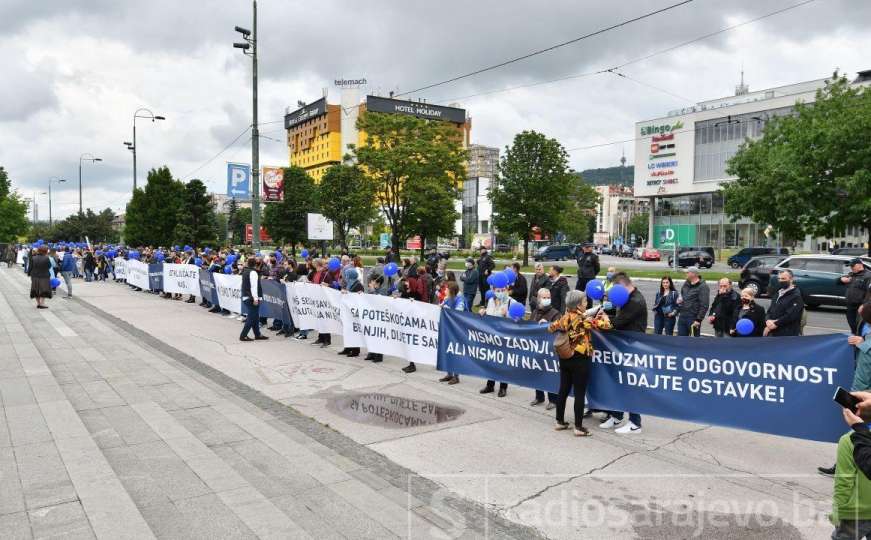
[464,294,475,312]
[677,315,698,336]
[60,271,73,296]
[535,390,558,403]
[607,411,642,427]
[653,312,676,335]
[84,269,94,282]
[240,299,261,339]
[556,354,591,428]
[575,277,591,291]
[832,520,871,539]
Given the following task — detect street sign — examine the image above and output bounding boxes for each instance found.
[307,213,333,240]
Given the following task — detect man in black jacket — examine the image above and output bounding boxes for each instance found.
[476,247,494,307]
[841,259,871,335]
[546,265,570,314]
[508,262,527,305]
[677,267,709,337]
[240,258,269,342]
[708,278,739,338]
[765,269,804,337]
[601,273,647,434]
[528,262,549,312]
[575,243,600,291]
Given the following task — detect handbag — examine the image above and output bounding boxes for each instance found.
[553,331,575,359]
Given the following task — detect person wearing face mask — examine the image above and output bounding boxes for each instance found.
[530,288,560,409]
[528,262,549,311]
[438,281,465,384]
[478,286,516,397]
[841,259,871,335]
[708,278,739,338]
[729,288,765,337]
[764,269,804,337]
[508,262,527,305]
[460,258,479,311]
[546,265,570,314]
[364,275,387,363]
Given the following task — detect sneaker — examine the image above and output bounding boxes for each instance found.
[817,465,836,477]
[599,417,620,429]
[529,399,544,406]
[615,422,641,434]
[223,312,237,318]
[295,334,307,341]
[236,315,245,321]
[554,422,570,431]
[545,402,556,411]
[402,363,416,373]
[448,376,459,385]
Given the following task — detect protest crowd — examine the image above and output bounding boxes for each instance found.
[13,237,871,537]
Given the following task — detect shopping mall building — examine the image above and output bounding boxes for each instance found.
[635,70,871,252]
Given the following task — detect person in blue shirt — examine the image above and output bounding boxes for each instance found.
[59,247,76,298]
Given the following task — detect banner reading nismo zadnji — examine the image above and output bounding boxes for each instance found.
[437,309,853,442]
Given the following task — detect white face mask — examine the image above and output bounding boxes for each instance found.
[540,298,551,307]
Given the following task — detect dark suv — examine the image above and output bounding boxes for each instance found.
[738,255,788,296]
[534,244,574,261]
[668,250,714,268]
[766,255,871,308]
[728,247,788,268]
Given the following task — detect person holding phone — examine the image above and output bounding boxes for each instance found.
[831,388,871,539]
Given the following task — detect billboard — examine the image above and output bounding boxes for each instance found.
[262,167,284,202]
[284,98,327,129]
[245,224,273,244]
[227,162,251,199]
[653,224,696,248]
[307,213,333,240]
[405,236,422,250]
[366,95,466,124]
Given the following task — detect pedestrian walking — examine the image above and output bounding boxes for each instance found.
[239,257,268,342]
[28,245,53,309]
[59,246,76,298]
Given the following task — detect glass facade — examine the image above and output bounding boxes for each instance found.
[652,192,767,249]
[462,178,478,241]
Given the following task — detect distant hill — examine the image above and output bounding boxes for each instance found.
[576,166,634,186]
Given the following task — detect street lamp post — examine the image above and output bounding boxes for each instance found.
[130,108,165,191]
[234,1,260,249]
[78,153,102,216]
[48,177,66,228]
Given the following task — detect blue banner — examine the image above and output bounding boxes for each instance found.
[260,279,288,321]
[227,162,251,199]
[198,268,219,306]
[148,263,164,292]
[437,309,853,442]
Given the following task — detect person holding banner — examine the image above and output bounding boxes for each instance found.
[364,275,388,363]
[338,268,364,357]
[438,281,466,384]
[239,257,268,342]
[530,287,560,409]
[478,279,517,397]
[548,290,611,436]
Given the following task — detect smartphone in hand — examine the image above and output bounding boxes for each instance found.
[834,386,861,413]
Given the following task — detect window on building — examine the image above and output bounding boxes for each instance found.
[480,220,489,234]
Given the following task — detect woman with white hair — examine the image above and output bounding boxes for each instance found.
[548,289,611,437]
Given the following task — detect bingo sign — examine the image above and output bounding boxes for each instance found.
[227,162,251,199]
[262,166,284,202]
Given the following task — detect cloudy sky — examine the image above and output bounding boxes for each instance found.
[1,0,869,220]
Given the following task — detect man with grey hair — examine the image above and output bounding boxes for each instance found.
[677,266,709,337]
[528,262,549,311]
[530,287,560,409]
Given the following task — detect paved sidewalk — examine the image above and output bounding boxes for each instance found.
[0,267,532,539]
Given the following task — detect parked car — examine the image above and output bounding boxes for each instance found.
[533,244,574,261]
[632,247,644,260]
[617,245,633,258]
[728,247,789,269]
[676,246,716,261]
[738,255,788,296]
[494,243,511,253]
[668,250,714,268]
[599,245,613,255]
[832,247,868,256]
[641,248,661,261]
[766,255,871,308]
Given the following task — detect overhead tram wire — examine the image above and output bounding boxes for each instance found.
[181,124,252,180]
[604,69,696,103]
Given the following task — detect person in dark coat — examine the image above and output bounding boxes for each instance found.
[708,278,740,337]
[677,267,709,337]
[530,287,560,409]
[575,242,600,291]
[459,258,479,311]
[730,288,766,337]
[547,265,570,314]
[508,262,527,305]
[842,258,871,335]
[28,246,53,308]
[476,247,495,307]
[765,269,804,337]
[528,262,550,312]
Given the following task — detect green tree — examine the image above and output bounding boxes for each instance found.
[53,208,118,243]
[561,175,601,244]
[215,212,228,246]
[0,167,30,243]
[628,213,649,246]
[226,198,240,244]
[489,131,574,265]
[351,112,467,254]
[262,166,318,251]
[234,207,251,245]
[124,166,184,246]
[406,176,459,258]
[722,72,871,254]
[173,179,217,249]
[318,164,376,250]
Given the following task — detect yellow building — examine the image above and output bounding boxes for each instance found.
[285,97,342,182]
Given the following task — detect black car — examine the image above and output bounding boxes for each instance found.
[667,250,714,268]
[677,246,716,261]
[533,244,574,261]
[738,255,788,296]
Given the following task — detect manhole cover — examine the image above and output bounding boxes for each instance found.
[328,393,465,429]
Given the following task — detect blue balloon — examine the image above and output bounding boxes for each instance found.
[194,257,203,266]
[608,284,630,308]
[486,274,494,286]
[226,255,236,265]
[50,278,61,289]
[504,268,517,285]
[384,262,398,277]
[736,318,755,336]
[328,257,341,272]
[129,251,140,260]
[485,290,495,301]
[490,271,509,289]
[274,250,283,262]
[173,245,180,251]
[224,265,233,274]
[300,249,309,259]
[155,252,165,262]
[508,302,526,320]
[204,247,211,254]
[183,245,192,252]
[585,279,605,301]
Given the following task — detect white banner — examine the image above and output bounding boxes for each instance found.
[113,257,127,280]
[285,282,343,334]
[16,250,26,265]
[340,293,440,366]
[126,260,150,290]
[162,264,201,296]
[213,273,242,314]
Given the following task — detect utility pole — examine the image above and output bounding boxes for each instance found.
[127,108,165,192]
[234,1,260,249]
[78,153,102,216]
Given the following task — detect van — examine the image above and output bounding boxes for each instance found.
[728,247,788,268]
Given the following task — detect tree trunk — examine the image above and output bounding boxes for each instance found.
[867,225,871,258]
[523,232,529,268]
[419,236,426,261]
[391,232,400,256]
